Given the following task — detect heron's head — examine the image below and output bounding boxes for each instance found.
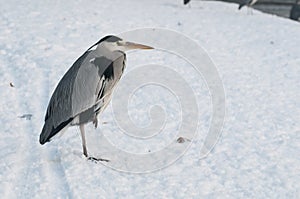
[98,35,154,52]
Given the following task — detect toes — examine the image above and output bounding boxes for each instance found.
[87,156,110,162]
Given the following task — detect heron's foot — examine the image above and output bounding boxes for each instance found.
[83,148,88,157]
[87,156,110,163]
[93,117,98,128]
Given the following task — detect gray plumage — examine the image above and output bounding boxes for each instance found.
[40,35,153,159]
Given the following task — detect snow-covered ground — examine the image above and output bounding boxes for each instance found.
[0,0,299,198]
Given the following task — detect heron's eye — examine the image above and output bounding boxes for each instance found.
[116,41,121,46]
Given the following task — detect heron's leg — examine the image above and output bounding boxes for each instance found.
[80,123,109,162]
[93,115,98,128]
[79,124,88,157]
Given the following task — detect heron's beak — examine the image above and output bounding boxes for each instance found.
[118,41,154,50]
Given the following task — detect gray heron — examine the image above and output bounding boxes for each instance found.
[40,35,153,160]
[238,0,258,10]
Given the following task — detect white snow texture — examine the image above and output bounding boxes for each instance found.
[0,0,299,198]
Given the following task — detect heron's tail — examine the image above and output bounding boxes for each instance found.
[238,3,246,10]
[39,117,73,144]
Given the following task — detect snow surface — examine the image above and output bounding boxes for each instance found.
[0,0,299,198]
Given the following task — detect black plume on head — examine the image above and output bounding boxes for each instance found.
[99,35,122,43]
[87,35,122,51]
